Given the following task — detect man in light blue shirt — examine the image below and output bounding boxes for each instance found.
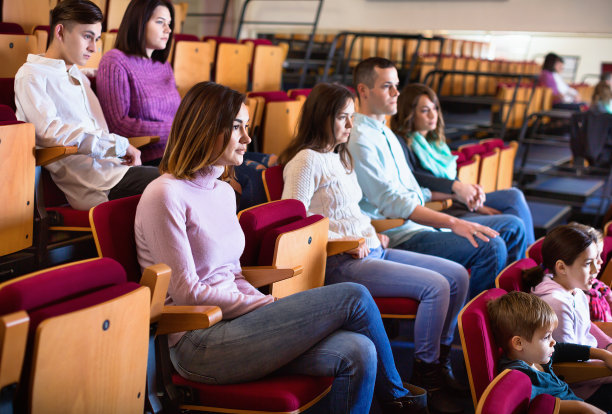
[348,57,527,299]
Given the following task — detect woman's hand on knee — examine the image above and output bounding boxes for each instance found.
[450,219,499,248]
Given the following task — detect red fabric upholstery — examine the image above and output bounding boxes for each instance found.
[0,77,16,111]
[526,238,544,264]
[452,150,466,164]
[263,164,284,201]
[172,373,333,412]
[258,215,325,266]
[90,195,142,282]
[174,33,199,43]
[0,257,127,316]
[478,370,531,414]
[287,89,312,100]
[0,104,16,121]
[248,91,292,102]
[241,38,273,46]
[0,22,24,34]
[27,283,139,336]
[460,144,496,161]
[460,288,506,402]
[41,169,91,228]
[497,258,538,293]
[374,297,419,315]
[239,199,306,266]
[203,36,237,44]
[528,393,557,413]
[481,139,508,152]
[46,206,90,227]
[0,120,22,126]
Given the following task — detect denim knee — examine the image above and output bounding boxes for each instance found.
[333,282,376,305]
[340,333,378,376]
[478,236,507,271]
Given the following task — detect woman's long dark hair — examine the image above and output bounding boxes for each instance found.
[114,0,175,62]
[279,83,355,171]
[542,53,563,72]
[522,224,597,289]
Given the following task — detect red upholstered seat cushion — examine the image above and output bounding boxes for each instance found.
[171,373,333,412]
[0,258,127,316]
[528,393,557,413]
[0,78,15,111]
[460,288,506,402]
[0,22,25,34]
[452,150,466,164]
[481,139,507,152]
[479,370,531,414]
[288,89,312,100]
[460,144,496,161]
[239,199,306,266]
[46,206,90,228]
[241,38,273,46]
[263,165,284,201]
[374,297,418,315]
[90,195,142,282]
[497,258,537,293]
[527,238,543,264]
[0,104,16,121]
[258,215,325,266]
[27,282,140,336]
[174,33,199,43]
[203,36,237,44]
[248,91,292,102]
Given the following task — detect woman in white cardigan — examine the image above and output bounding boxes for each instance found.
[280,83,469,414]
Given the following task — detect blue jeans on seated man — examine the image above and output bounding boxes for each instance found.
[325,246,468,364]
[170,283,410,413]
[396,214,527,299]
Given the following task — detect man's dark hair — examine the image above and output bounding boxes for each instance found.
[114,0,175,63]
[49,0,103,47]
[353,57,396,99]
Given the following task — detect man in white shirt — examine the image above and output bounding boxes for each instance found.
[15,0,158,210]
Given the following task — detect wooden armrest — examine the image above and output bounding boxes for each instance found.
[156,306,222,336]
[425,199,453,211]
[593,321,612,337]
[139,263,172,322]
[553,360,612,383]
[35,146,78,166]
[241,266,303,288]
[0,311,29,389]
[128,136,160,148]
[327,238,365,257]
[371,219,404,233]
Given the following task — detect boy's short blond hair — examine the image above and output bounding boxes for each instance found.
[487,291,558,353]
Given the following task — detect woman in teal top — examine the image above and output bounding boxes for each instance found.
[391,83,535,245]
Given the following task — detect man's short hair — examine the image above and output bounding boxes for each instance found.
[49,0,103,46]
[487,291,558,353]
[353,57,396,96]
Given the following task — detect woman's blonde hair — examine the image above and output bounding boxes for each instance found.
[160,82,246,180]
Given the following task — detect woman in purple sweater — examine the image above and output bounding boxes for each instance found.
[97,0,180,164]
[134,81,427,414]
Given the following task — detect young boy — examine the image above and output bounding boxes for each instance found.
[488,291,612,413]
[15,0,158,210]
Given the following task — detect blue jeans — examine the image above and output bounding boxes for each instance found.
[169,283,408,413]
[485,188,535,246]
[396,214,527,299]
[325,247,468,363]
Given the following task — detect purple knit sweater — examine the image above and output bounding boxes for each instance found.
[97,49,181,162]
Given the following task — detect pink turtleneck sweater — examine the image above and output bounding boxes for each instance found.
[97,49,181,162]
[135,166,274,345]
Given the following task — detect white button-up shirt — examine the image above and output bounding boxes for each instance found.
[15,54,130,210]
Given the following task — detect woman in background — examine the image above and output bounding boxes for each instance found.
[97,0,180,165]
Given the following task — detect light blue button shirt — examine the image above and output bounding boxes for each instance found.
[348,113,436,247]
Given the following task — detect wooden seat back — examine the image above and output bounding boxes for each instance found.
[0,34,38,77]
[215,43,250,93]
[251,44,284,92]
[173,40,212,97]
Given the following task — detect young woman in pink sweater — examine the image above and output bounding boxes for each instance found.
[134,81,428,414]
[97,0,180,164]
